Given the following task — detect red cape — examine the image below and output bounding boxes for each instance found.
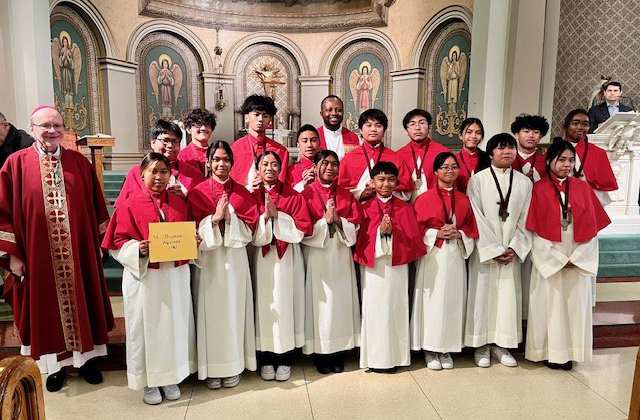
[413,186,479,248]
[0,146,113,358]
[354,196,426,267]
[188,177,259,230]
[455,148,477,193]
[396,139,450,190]
[177,142,208,176]
[252,181,313,258]
[570,138,618,191]
[526,176,610,242]
[102,189,191,267]
[114,160,205,207]
[301,179,363,225]
[338,143,413,193]
[317,126,361,155]
[511,151,547,180]
[284,155,314,188]
[230,133,289,185]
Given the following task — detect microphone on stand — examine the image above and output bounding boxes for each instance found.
[621,96,636,111]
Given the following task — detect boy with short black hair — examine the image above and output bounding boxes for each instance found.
[230,95,289,191]
[510,114,549,182]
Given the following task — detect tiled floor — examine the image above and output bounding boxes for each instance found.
[43,347,636,420]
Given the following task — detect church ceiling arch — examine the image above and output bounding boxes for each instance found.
[138,0,396,31]
[134,32,203,152]
[421,21,471,147]
[232,43,301,136]
[330,40,393,139]
[50,5,104,137]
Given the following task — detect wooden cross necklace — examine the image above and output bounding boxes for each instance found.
[489,166,514,222]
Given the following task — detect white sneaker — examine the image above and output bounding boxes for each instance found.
[223,375,240,388]
[143,386,162,405]
[162,384,181,400]
[491,346,518,367]
[260,365,276,381]
[424,351,442,370]
[275,365,291,381]
[206,378,222,389]
[440,353,454,370]
[474,345,491,368]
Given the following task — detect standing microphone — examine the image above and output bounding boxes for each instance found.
[621,96,636,111]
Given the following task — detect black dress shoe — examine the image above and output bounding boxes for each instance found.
[369,367,398,373]
[79,361,103,385]
[46,369,66,392]
[331,354,344,373]
[544,361,573,370]
[317,366,332,374]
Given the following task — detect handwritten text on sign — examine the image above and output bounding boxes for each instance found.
[148,221,197,263]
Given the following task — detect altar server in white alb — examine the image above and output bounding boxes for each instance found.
[411,152,478,370]
[102,153,197,405]
[353,162,426,372]
[525,140,610,370]
[465,133,532,368]
[251,151,313,381]
[301,150,364,374]
[188,141,260,389]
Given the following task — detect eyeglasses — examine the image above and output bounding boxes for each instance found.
[155,138,181,146]
[32,123,64,131]
[438,166,460,172]
[569,121,590,128]
[407,120,429,129]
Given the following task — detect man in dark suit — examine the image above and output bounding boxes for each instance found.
[0,112,34,169]
[588,81,633,133]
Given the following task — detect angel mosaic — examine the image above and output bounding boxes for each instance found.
[349,61,381,113]
[440,46,468,113]
[51,31,82,106]
[149,54,183,117]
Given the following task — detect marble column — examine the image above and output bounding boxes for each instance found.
[390,68,426,149]
[203,73,236,143]
[0,0,54,128]
[299,76,331,129]
[99,58,140,170]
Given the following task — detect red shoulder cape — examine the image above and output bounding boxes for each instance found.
[354,196,426,267]
[317,126,361,152]
[230,134,289,185]
[188,177,259,230]
[337,143,413,193]
[284,156,314,188]
[572,139,618,191]
[526,176,610,242]
[252,181,313,258]
[413,186,478,248]
[396,139,450,190]
[301,179,363,225]
[177,142,207,175]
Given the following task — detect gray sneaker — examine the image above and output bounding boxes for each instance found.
[260,365,276,381]
[223,375,240,388]
[143,386,162,405]
[162,384,181,400]
[275,365,291,381]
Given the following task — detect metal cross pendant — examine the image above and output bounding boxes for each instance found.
[328,223,336,238]
[561,218,570,231]
[415,179,423,190]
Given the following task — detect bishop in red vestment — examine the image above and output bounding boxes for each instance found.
[230,95,289,191]
[116,120,205,207]
[285,124,320,192]
[338,109,412,201]
[563,109,618,205]
[177,108,217,175]
[0,107,113,391]
[317,95,361,159]
[396,109,450,200]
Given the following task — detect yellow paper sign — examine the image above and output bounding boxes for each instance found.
[148,221,197,263]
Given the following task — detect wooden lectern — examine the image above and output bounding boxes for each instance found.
[77,134,115,195]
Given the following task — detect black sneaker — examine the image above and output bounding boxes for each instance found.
[46,369,66,392]
[331,353,344,373]
[79,360,103,385]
